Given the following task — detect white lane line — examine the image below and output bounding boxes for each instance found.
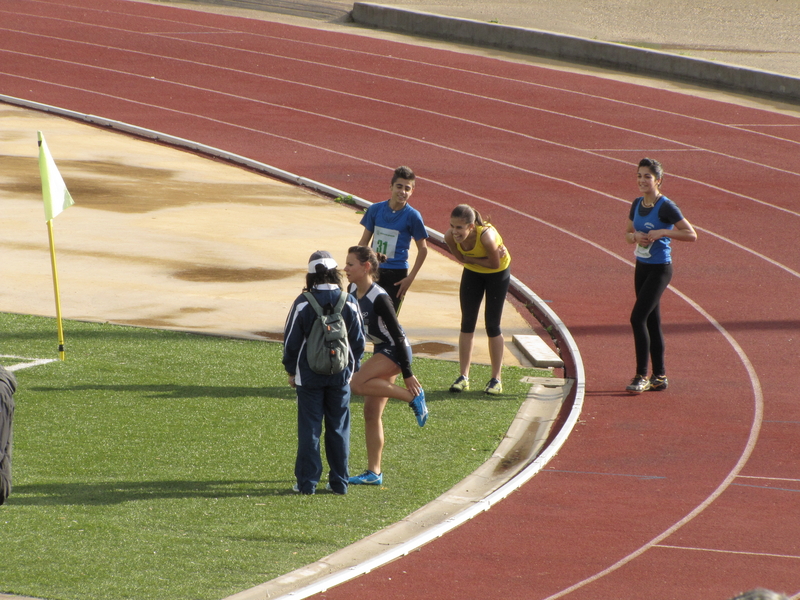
[4,23,800,186]
[656,544,800,561]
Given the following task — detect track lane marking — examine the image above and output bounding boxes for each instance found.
[6,2,800,154]
[655,544,800,560]
[6,62,800,276]
[3,19,800,169]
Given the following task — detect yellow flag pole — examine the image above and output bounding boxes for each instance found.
[46,219,66,361]
[39,131,74,361]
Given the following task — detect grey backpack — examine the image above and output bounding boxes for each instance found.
[302,291,349,375]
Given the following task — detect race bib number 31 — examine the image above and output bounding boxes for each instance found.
[373,226,399,258]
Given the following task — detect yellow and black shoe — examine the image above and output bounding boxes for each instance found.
[484,378,503,395]
[449,375,469,393]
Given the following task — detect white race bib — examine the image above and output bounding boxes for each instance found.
[373,226,399,258]
[634,242,652,259]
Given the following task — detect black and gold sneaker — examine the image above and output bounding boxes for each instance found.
[626,375,651,394]
[649,375,669,391]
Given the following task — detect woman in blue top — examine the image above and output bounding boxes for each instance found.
[344,245,427,486]
[625,158,697,394]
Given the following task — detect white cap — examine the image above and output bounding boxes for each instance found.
[307,250,338,273]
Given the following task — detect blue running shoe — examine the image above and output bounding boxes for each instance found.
[409,390,428,427]
[348,470,383,485]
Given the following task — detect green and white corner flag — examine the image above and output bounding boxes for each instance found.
[38,131,74,221]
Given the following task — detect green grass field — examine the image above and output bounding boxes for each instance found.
[0,311,547,600]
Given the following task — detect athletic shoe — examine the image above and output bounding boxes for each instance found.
[449,375,469,392]
[484,379,503,395]
[348,470,383,485]
[649,374,669,391]
[325,483,346,495]
[292,483,314,495]
[626,375,651,394]
[410,390,428,427]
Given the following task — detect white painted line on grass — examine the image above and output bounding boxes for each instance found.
[0,354,58,372]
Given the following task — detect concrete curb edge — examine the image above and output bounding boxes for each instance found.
[1,93,585,600]
[351,2,800,104]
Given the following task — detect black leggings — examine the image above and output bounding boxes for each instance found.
[460,267,511,337]
[630,261,673,377]
[377,267,407,313]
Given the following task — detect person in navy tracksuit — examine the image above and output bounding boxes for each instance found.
[0,366,16,505]
[283,251,365,495]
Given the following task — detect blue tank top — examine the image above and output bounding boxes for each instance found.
[630,196,683,264]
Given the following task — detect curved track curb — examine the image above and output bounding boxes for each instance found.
[226,278,585,600]
[350,2,800,104]
[1,93,585,600]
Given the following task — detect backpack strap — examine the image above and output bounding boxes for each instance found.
[332,290,347,314]
[303,290,346,315]
[302,291,324,316]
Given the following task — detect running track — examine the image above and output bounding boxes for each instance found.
[2,1,800,598]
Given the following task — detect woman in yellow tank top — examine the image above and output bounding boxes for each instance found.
[444,204,511,395]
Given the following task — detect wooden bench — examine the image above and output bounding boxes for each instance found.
[512,334,564,368]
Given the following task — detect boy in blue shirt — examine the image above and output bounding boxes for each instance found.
[357,166,429,312]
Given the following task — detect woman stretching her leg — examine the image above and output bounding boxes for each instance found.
[344,246,427,486]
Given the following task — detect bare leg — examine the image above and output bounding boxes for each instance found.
[353,372,413,402]
[352,355,411,401]
[363,396,389,474]
[351,357,405,477]
[488,334,504,381]
[458,331,475,378]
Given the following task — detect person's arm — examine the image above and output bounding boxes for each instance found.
[374,295,414,380]
[460,227,503,270]
[357,227,372,247]
[375,295,423,397]
[624,199,646,245]
[394,237,428,299]
[357,203,375,247]
[647,218,697,243]
[346,297,366,372]
[625,218,645,245]
[282,298,305,386]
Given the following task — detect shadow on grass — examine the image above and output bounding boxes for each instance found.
[1,319,267,341]
[9,479,302,505]
[24,387,473,403]
[27,384,297,400]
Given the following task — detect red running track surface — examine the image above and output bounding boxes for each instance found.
[2,1,800,598]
